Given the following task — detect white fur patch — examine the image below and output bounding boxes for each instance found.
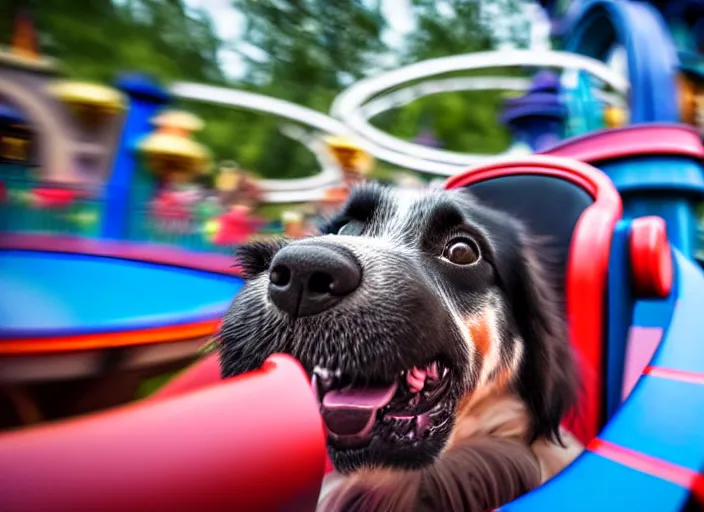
[439,287,477,380]
[457,295,503,389]
[381,188,427,241]
[509,337,524,377]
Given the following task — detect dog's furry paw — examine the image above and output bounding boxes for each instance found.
[318,437,541,512]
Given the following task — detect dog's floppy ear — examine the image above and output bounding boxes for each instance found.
[494,221,578,443]
[234,238,290,279]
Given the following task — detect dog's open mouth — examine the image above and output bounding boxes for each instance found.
[312,361,453,449]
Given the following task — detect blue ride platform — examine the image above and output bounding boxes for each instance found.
[0,234,242,356]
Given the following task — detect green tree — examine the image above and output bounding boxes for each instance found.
[0,0,225,84]
[232,0,387,91]
[0,0,532,180]
[219,0,389,178]
[404,0,529,62]
[372,0,531,163]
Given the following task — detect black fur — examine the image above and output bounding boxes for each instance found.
[219,183,578,481]
[460,204,577,444]
[234,238,290,279]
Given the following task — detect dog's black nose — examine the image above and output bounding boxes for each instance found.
[268,243,362,317]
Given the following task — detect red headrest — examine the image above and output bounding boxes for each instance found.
[0,354,326,512]
[540,123,704,164]
[445,155,623,444]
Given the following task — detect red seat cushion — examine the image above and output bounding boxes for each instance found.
[446,155,623,444]
[0,354,326,512]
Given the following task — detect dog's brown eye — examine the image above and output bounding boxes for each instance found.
[443,239,480,265]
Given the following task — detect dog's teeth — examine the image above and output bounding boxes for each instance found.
[313,366,331,379]
[426,362,439,380]
[407,367,427,393]
[442,367,449,378]
[333,368,342,378]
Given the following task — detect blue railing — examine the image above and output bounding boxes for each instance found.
[126,193,233,254]
[0,173,267,253]
[1,169,103,237]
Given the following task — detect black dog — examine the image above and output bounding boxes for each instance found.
[220,183,581,511]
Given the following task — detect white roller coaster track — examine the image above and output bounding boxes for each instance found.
[171,49,630,204]
[330,49,630,172]
[171,82,350,203]
[359,76,533,119]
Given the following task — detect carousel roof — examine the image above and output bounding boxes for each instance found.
[47,81,127,113]
[137,132,212,174]
[151,110,205,133]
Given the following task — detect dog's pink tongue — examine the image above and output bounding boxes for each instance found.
[321,382,398,441]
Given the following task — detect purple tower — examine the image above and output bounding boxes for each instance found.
[499,71,567,152]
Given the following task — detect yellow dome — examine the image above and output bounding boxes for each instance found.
[324,136,374,176]
[678,74,699,125]
[323,135,363,151]
[604,106,628,129]
[216,169,241,192]
[138,132,212,174]
[152,110,205,132]
[47,81,127,113]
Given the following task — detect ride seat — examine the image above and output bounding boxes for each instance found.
[541,123,704,259]
[160,155,626,445]
[0,354,326,512]
[541,124,693,410]
[445,155,624,444]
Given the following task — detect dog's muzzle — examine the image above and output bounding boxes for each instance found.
[268,242,362,317]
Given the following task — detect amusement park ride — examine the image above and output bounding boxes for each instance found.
[2,0,704,510]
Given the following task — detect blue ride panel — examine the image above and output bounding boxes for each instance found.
[605,220,635,419]
[597,157,704,259]
[501,451,690,511]
[101,75,170,240]
[503,249,704,511]
[606,218,678,419]
[632,296,678,330]
[599,375,704,472]
[0,249,243,337]
[650,252,704,374]
[564,0,679,124]
[597,157,704,196]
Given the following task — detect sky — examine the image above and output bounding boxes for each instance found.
[183,0,549,80]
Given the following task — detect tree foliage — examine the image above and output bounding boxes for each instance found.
[369,0,531,160]
[0,0,530,179]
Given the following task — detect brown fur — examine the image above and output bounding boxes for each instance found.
[468,317,493,357]
[319,383,583,511]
